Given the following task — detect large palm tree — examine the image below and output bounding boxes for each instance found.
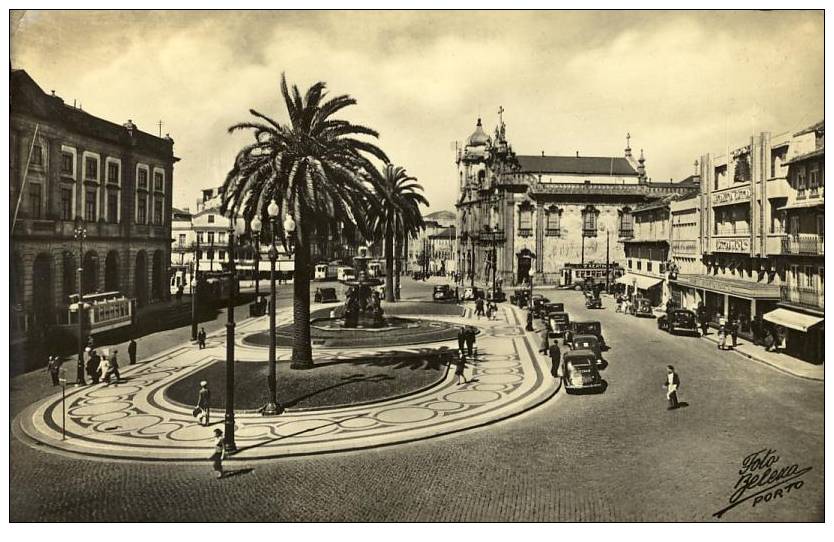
[220,73,387,369]
[368,163,428,302]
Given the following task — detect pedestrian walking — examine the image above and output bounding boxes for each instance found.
[195,381,211,426]
[455,351,469,385]
[548,342,561,378]
[197,327,207,349]
[46,355,61,386]
[457,326,467,356]
[98,352,110,383]
[86,349,101,384]
[210,428,225,479]
[176,284,184,303]
[697,302,708,336]
[104,350,121,384]
[128,338,137,365]
[664,365,680,410]
[464,326,476,357]
[729,313,739,348]
[717,323,727,350]
[539,328,550,355]
[474,297,485,319]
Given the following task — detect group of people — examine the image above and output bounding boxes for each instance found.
[615,294,632,314]
[473,297,498,320]
[46,338,138,387]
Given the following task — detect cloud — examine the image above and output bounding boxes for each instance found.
[11,10,823,212]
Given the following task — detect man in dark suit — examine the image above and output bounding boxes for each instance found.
[548,342,561,378]
[664,365,680,410]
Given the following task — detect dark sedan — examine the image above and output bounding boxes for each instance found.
[657,309,699,335]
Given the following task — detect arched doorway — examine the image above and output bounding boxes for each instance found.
[105,250,120,292]
[151,250,164,301]
[82,251,99,295]
[32,253,54,327]
[516,248,535,285]
[135,251,148,307]
[62,251,77,303]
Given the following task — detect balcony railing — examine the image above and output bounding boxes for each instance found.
[618,229,634,239]
[518,228,533,238]
[781,234,824,256]
[780,285,824,310]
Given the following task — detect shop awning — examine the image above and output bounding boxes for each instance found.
[615,273,663,290]
[763,308,824,333]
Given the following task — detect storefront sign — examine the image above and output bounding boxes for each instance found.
[713,237,751,253]
[712,186,751,207]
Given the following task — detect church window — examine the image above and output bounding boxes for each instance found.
[582,206,598,237]
[518,203,533,237]
[545,206,561,236]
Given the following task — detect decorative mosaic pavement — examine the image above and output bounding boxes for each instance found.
[15,303,559,462]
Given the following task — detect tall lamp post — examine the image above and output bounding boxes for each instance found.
[73,216,87,385]
[261,201,285,416]
[250,216,262,313]
[190,236,200,342]
[224,217,246,453]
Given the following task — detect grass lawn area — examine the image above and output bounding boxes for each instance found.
[165,347,453,411]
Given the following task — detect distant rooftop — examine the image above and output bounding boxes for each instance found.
[516,155,639,176]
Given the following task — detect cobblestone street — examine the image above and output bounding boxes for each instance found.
[10,284,823,521]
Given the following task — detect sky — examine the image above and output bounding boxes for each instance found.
[10,10,824,214]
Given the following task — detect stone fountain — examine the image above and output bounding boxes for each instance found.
[341,246,385,328]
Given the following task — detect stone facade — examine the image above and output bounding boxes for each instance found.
[455,112,696,288]
[10,69,177,339]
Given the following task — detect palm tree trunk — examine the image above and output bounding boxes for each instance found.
[393,232,401,301]
[291,225,313,369]
[384,230,395,302]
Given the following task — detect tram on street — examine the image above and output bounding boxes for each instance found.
[559,263,625,290]
[66,291,135,335]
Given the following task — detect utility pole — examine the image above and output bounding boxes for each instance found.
[605,230,610,293]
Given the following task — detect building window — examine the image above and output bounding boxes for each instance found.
[207,232,215,245]
[647,261,653,272]
[582,206,598,237]
[796,166,806,192]
[208,214,215,224]
[207,249,215,260]
[619,208,634,237]
[61,188,73,220]
[817,215,824,237]
[137,197,147,224]
[217,231,226,244]
[107,162,120,184]
[85,157,98,180]
[178,234,186,248]
[545,207,560,235]
[518,204,533,237]
[29,183,42,219]
[197,232,204,244]
[61,152,74,175]
[154,198,164,225]
[219,250,226,261]
[628,259,632,269]
[85,188,97,221]
[31,144,43,166]
[137,168,148,190]
[790,216,800,237]
[637,260,642,271]
[107,193,119,223]
[805,266,814,288]
[153,171,164,192]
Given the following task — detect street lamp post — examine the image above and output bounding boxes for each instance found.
[224,217,245,453]
[73,216,87,385]
[191,236,200,342]
[261,202,283,416]
[525,264,536,331]
[251,216,262,313]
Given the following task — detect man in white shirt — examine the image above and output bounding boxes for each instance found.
[664,365,680,410]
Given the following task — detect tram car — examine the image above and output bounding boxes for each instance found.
[66,291,135,335]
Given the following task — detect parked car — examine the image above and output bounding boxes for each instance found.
[562,350,606,394]
[433,285,456,302]
[570,334,603,367]
[462,286,484,301]
[314,287,339,303]
[657,309,699,335]
[510,288,529,308]
[630,297,654,318]
[547,311,571,339]
[541,302,565,321]
[486,288,506,302]
[565,320,606,350]
[531,295,551,317]
[412,271,425,281]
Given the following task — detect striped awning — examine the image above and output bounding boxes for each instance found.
[764,308,823,333]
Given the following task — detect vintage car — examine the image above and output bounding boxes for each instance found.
[584,292,602,309]
[657,309,699,335]
[562,350,606,394]
[565,320,606,350]
[540,302,565,321]
[314,287,339,303]
[570,334,603,367]
[462,286,484,301]
[510,288,530,308]
[547,311,571,338]
[486,288,506,302]
[630,297,654,318]
[433,284,456,302]
[530,295,551,317]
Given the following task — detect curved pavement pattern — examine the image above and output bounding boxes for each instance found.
[15,303,558,461]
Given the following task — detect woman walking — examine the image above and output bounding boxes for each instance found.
[455,351,469,385]
[210,428,225,479]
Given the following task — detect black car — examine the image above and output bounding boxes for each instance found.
[540,302,565,321]
[565,320,607,350]
[510,288,530,308]
[531,295,551,317]
[433,285,456,302]
[658,309,699,335]
[562,350,606,394]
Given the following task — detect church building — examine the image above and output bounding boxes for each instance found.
[455,109,697,288]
